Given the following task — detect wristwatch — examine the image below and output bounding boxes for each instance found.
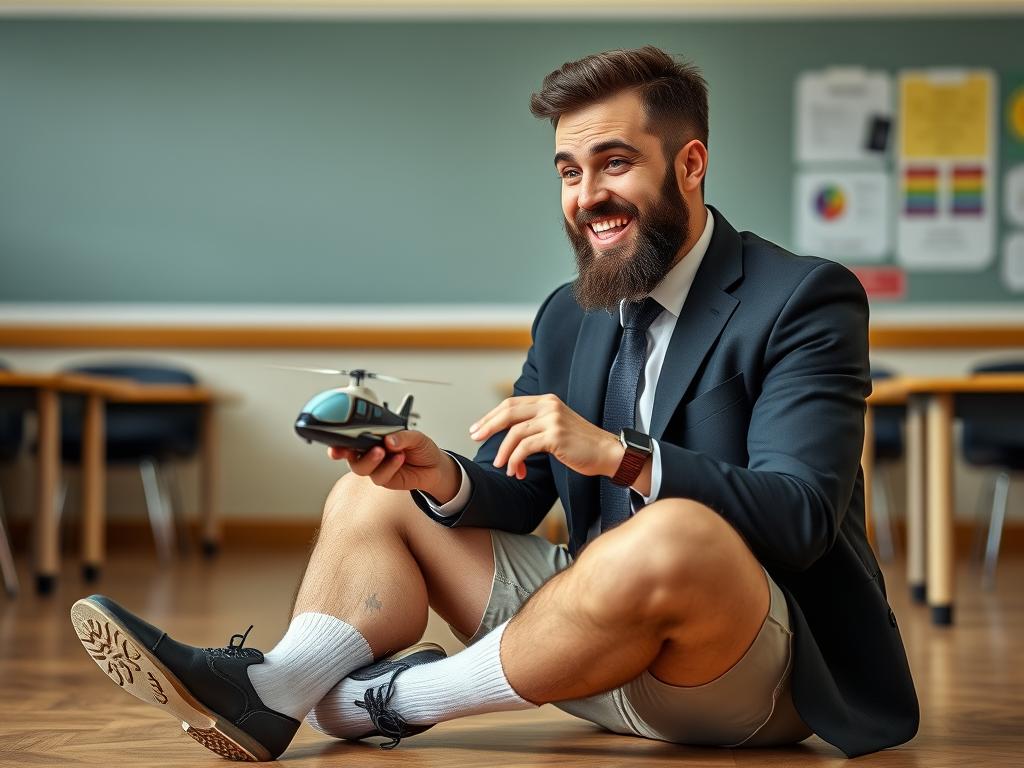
[611,428,653,487]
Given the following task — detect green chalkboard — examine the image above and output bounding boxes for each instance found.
[1,17,1022,305]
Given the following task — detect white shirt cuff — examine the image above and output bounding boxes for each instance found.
[417,451,472,517]
[632,439,661,510]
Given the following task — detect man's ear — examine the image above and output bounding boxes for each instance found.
[673,138,708,195]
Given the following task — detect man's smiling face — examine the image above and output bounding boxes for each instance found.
[554,89,690,312]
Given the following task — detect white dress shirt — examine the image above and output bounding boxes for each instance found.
[424,207,716,520]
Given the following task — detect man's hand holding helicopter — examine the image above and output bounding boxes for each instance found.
[327,434,462,503]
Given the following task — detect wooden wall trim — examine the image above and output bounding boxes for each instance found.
[1,323,1023,350]
[0,325,534,350]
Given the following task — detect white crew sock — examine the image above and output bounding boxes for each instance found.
[307,620,533,739]
[247,612,373,721]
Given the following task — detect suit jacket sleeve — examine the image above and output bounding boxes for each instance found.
[658,261,870,572]
[410,288,561,534]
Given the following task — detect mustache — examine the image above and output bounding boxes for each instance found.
[574,200,640,228]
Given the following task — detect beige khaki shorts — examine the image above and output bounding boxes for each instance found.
[451,530,813,748]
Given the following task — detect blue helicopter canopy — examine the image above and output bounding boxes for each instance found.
[303,390,352,424]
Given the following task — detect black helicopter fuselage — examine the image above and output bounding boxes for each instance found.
[294,388,408,451]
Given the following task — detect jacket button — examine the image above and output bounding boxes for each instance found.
[888,608,897,627]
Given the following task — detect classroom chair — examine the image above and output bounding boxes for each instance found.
[961,360,1024,589]
[870,366,904,562]
[0,360,25,596]
[60,362,201,565]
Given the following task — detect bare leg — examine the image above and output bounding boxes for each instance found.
[503,497,769,702]
[292,472,495,657]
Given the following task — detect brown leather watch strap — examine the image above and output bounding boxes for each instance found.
[611,445,648,486]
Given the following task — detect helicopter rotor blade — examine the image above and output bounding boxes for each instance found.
[369,373,451,386]
[269,365,351,376]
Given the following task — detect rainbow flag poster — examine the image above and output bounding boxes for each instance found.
[951,166,985,215]
[903,167,939,216]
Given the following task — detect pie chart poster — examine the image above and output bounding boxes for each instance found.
[795,171,890,263]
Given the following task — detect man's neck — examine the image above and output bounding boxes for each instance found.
[670,201,708,269]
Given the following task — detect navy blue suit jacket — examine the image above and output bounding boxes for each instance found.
[414,205,919,757]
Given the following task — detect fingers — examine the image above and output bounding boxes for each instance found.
[370,451,406,487]
[345,445,388,476]
[493,417,543,468]
[471,395,559,442]
[328,446,359,461]
[506,434,547,480]
[382,430,418,452]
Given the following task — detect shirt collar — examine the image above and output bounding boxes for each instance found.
[619,205,715,325]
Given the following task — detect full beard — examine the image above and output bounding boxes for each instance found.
[565,170,690,313]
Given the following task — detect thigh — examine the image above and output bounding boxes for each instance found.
[450,529,573,645]
[557,571,811,747]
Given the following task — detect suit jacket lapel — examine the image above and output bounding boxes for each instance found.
[650,205,744,439]
[565,308,621,529]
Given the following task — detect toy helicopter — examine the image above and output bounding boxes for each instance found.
[278,367,449,452]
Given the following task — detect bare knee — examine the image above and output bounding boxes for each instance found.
[575,499,738,624]
[321,472,412,534]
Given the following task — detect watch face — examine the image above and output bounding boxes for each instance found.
[620,428,652,453]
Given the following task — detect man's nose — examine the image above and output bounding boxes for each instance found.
[576,175,610,210]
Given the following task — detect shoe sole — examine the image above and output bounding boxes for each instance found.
[70,597,272,762]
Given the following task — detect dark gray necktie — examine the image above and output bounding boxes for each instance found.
[599,297,663,532]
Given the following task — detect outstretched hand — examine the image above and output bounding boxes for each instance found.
[469,394,624,480]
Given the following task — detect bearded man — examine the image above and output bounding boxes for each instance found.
[73,46,918,761]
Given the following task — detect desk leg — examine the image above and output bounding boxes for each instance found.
[81,394,105,582]
[926,393,955,626]
[906,396,927,604]
[199,403,221,557]
[862,405,875,549]
[34,389,60,594]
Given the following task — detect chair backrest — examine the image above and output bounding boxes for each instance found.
[68,363,197,386]
[961,359,1024,469]
[870,364,904,462]
[0,361,25,462]
[60,362,201,461]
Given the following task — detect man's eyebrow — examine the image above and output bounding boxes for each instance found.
[553,140,642,167]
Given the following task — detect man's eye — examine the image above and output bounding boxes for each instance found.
[606,158,630,170]
[560,169,580,180]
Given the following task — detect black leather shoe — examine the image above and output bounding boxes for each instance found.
[71,595,300,762]
[347,643,447,749]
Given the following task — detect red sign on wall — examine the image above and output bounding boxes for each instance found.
[851,267,907,301]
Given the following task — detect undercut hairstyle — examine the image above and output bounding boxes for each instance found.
[529,46,709,164]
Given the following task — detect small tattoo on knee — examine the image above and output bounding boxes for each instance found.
[364,593,383,612]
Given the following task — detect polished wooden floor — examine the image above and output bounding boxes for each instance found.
[1,547,1022,767]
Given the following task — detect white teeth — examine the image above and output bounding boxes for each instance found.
[591,217,630,233]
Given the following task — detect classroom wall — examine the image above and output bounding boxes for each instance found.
[2,16,1024,307]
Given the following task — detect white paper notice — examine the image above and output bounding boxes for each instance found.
[795,171,890,262]
[795,68,892,164]
[1005,165,1024,227]
[1003,232,1024,292]
[896,69,997,271]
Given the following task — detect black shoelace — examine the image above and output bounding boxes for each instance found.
[206,624,260,659]
[354,670,412,750]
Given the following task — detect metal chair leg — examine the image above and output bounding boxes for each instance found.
[163,462,190,554]
[872,464,896,562]
[970,475,996,564]
[982,471,1010,590]
[140,458,175,563]
[0,488,19,597]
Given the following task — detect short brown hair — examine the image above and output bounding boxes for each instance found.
[529,46,709,156]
